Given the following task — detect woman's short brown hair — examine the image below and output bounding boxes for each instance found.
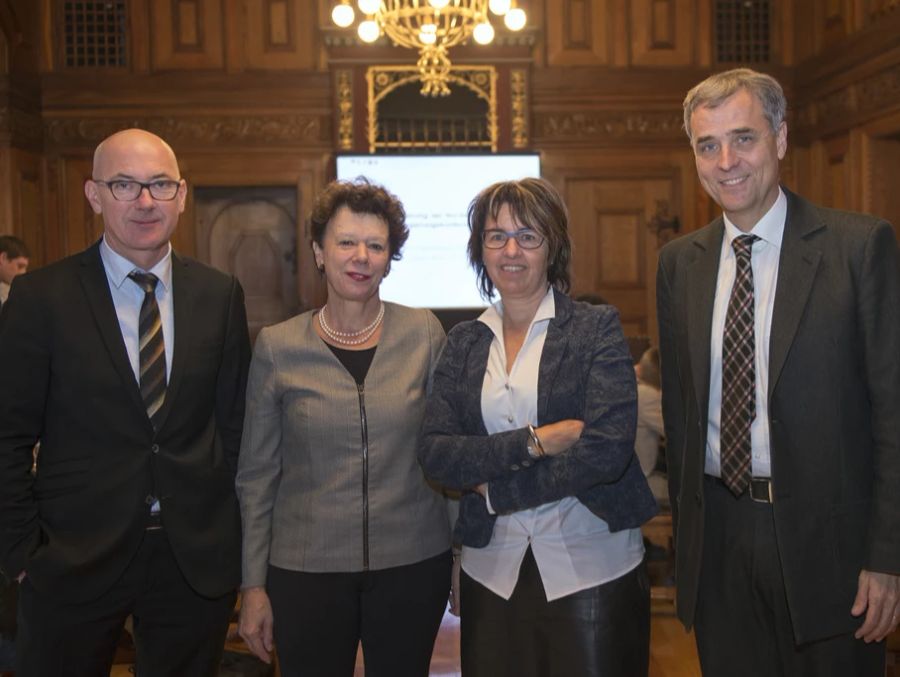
[309,178,409,261]
[467,177,572,299]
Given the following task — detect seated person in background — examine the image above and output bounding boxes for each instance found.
[635,347,668,507]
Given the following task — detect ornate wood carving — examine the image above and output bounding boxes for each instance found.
[43,113,330,148]
[795,62,900,140]
[510,68,528,149]
[533,110,684,143]
[336,69,353,151]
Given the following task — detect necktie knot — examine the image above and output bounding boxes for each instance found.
[732,234,758,260]
[128,271,159,295]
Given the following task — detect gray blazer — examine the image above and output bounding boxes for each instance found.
[657,188,900,642]
[236,303,450,587]
[420,290,657,548]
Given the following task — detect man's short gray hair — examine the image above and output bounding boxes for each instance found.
[683,68,787,142]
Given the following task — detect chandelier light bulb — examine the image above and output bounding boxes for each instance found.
[357,0,380,15]
[504,7,526,30]
[428,0,451,8]
[472,21,495,45]
[489,0,511,15]
[419,22,437,44]
[331,3,355,28]
[357,19,380,42]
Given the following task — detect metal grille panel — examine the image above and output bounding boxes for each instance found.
[62,1,128,68]
[715,0,771,64]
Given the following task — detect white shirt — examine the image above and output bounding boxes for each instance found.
[99,238,175,385]
[462,287,644,601]
[705,188,786,478]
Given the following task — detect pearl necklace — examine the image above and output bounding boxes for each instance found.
[318,302,384,346]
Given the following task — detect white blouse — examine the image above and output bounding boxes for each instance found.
[461,287,644,601]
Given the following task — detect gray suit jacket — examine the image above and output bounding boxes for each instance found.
[236,303,450,586]
[656,188,900,642]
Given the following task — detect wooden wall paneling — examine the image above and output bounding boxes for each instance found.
[629,0,696,67]
[0,12,8,74]
[244,0,318,70]
[819,134,851,210]
[150,0,225,71]
[554,167,679,338]
[10,148,45,266]
[60,155,102,257]
[866,133,900,241]
[129,0,152,73]
[545,0,611,66]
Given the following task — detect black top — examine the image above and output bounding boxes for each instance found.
[326,343,377,385]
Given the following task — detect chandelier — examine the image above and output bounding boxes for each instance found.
[331,0,527,96]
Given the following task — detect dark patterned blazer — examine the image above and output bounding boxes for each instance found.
[420,288,657,548]
[657,188,900,643]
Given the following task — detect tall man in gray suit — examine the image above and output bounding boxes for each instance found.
[0,129,250,676]
[657,69,900,675]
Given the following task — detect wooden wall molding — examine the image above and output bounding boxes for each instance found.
[43,113,331,149]
[794,58,900,142]
[533,110,684,145]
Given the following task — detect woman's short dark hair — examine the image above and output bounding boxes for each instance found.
[467,177,572,299]
[309,178,409,261]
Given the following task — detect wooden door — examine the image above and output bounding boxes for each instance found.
[565,177,677,340]
[194,187,299,341]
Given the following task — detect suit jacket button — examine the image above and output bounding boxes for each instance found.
[695,492,702,505]
[151,444,160,454]
[145,494,156,505]
[511,464,520,471]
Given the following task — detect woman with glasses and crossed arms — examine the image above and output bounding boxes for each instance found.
[419,177,658,677]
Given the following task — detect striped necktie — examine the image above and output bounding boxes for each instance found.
[128,271,167,428]
[720,234,759,496]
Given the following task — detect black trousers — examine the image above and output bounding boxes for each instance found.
[695,475,885,677]
[460,547,650,677]
[15,529,235,677]
[267,549,451,677]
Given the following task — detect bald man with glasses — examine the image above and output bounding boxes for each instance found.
[0,129,251,676]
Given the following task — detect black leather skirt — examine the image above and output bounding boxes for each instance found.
[460,547,650,677]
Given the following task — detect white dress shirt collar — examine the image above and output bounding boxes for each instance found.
[100,237,173,291]
[722,186,786,251]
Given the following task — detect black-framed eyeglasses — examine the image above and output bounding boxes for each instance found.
[94,179,182,201]
[482,228,545,250]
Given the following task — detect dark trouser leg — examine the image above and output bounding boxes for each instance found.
[695,475,885,677]
[461,547,650,677]
[359,550,451,677]
[266,565,362,677]
[131,532,235,677]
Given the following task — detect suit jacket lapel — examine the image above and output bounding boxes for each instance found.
[77,242,148,420]
[768,190,823,397]
[152,252,192,431]
[685,221,724,420]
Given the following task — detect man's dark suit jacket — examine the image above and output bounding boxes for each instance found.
[0,241,250,604]
[420,289,657,548]
[656,188,900,644]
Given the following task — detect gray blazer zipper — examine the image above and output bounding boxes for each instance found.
[357,382,370,571]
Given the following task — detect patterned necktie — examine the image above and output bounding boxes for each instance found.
[128,272,166,428]
[720,234,759,496]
